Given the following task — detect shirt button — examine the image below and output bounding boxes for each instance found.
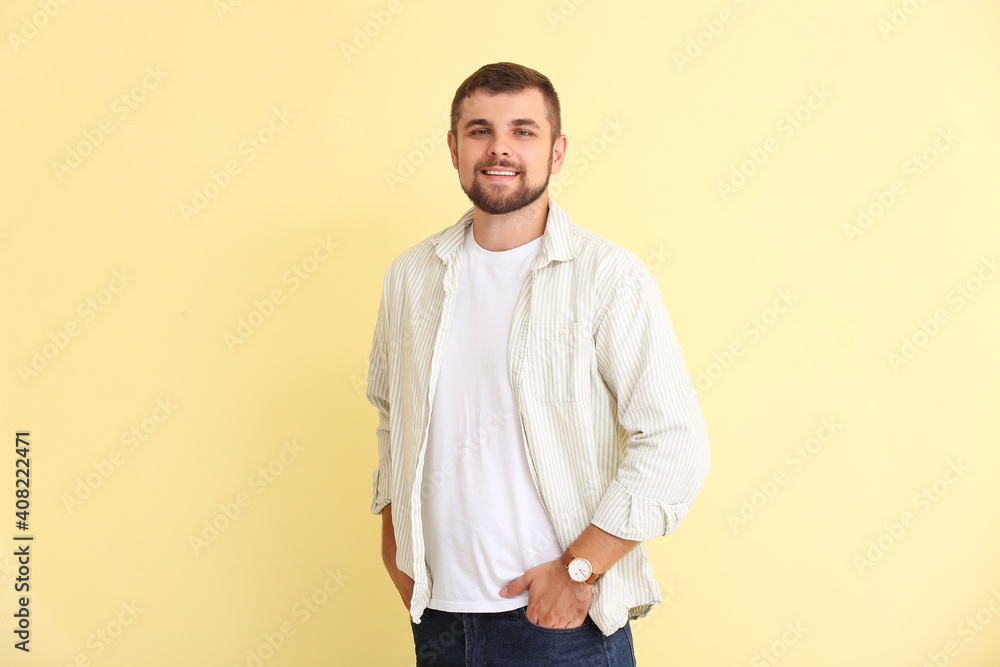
[558,326,567,336]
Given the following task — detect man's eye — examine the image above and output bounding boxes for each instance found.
[516,130,533,136]
[471,129,488,135]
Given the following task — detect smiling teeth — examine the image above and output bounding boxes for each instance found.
[485,170,516,176]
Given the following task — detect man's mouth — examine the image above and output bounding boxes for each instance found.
[481,168,519,181]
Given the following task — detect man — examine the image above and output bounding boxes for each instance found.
[367,62,711,666]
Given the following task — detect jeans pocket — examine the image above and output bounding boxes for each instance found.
[500,607,608,667]
[517,607,594,634]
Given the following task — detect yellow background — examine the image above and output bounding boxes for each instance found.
[2,0,999,665]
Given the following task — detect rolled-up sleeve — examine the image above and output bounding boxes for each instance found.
[367,271,393,516]
[590,259,711,541]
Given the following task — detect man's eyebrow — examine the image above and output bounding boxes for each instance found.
[463,118,541,130]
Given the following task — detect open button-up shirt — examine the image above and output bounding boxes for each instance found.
[367,196,711,636]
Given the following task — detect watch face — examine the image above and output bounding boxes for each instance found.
[568,557,593,582]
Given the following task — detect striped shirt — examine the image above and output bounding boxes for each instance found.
[367,195,711,637]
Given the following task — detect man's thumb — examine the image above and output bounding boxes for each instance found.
[501,575,526,597]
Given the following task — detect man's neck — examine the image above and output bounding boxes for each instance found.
[471,195,549,252]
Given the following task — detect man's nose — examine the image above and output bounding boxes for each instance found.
[488,136,511,157]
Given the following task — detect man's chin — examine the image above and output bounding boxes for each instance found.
[476,202,519,215]
[460,173,548,214]
[468,189,546,216]
[467,191,519,216]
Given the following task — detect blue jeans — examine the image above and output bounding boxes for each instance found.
[411,605,636,666]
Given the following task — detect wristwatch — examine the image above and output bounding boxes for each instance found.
[559,551,601,585]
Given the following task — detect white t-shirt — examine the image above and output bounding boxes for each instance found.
[421,221,564,613]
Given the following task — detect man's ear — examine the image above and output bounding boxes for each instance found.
[549,134,568,176]
[447,131,460,170]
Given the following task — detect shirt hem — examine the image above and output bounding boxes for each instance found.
[427,595,529,613]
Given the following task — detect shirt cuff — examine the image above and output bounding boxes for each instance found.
[590,479,689,541]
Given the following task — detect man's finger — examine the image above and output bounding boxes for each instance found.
[500,572,528,597]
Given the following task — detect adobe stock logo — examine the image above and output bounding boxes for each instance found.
[418,406,505,502]
[672,0,757,72]
[214,0,252,20]
[886,254,997,372]
[179,107,295,223]
[547,116,627,198]
[629,576,681,629]
[189,439,306,556]
[55,601,144,666]
[843,126,957,244]
[230,568,349,667]
[693,288,799,395]
[727,417,842,534]
[62,398,178,514]
[222,236,339,352]
[916,588,1000,667]
[339,0,404,63]
[544,0,589,31]
[7,0,73,54]
[383,111,451,192]
[17,268,134,386]
[877,0,933,39]
[853,459,970,575]
[750,620,808,667]
[716,85,833,202]
[51,65,169,183]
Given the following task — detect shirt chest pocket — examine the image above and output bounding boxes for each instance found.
[524,321,593,403]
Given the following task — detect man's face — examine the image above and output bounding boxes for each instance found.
[448,87,566,216]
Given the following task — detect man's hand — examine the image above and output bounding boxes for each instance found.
[499,559,593,629]
[389,566,415,612]
[381,504,414,612]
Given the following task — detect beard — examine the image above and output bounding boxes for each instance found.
[460,154,552,215]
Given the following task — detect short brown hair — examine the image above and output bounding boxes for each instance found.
[450,62,561,146]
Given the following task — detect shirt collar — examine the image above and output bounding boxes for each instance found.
[430,195,581,268]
